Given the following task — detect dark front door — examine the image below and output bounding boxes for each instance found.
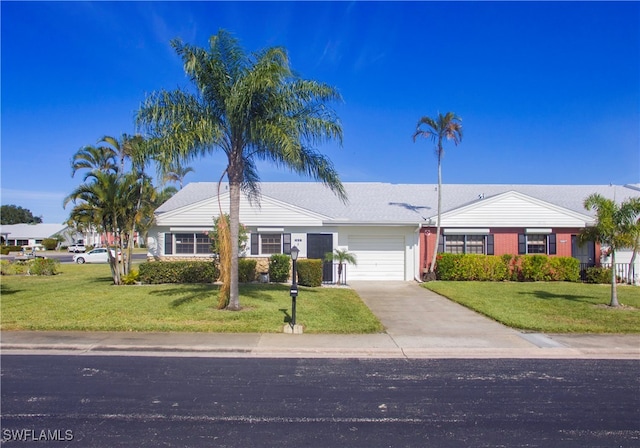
[572,236,595,265]
[307,234,333,283]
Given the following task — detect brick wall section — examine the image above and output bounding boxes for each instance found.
[420,227,589,272]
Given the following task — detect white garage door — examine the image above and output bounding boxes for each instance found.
[348,235,405,281]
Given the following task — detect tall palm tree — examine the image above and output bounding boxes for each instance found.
[137,30,346,310]
[579,194,640,306]
[71,144,117,179]
[100,134,146,173]
[413,112,463,278]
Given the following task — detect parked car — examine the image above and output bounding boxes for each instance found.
[68,243,86,253]
[73,248,121,264]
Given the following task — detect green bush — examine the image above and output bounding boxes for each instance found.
[436,253,509,281]
[122,269,140,285]
[42,238,58,250]
[138,261,220,284]
[28,258,59,275]
[268,254,290,283]
[584,266,612,284]
[1,259,59,276]
[436,253,579,282]
[238,258,257,283]
[1,245,22,255]
[297,259,323,287]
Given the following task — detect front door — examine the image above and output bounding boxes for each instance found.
[307,234,333,283]
[572,235,595,266]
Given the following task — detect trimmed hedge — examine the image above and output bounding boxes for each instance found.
[238,258,257,283]
[1,245,22,255]
[436,253,580,282]
[297,259,323,287]
[269,254,290,283]
[138,261,220,284]
[42,238,58,250]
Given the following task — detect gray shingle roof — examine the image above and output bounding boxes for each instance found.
[156,182,640,224]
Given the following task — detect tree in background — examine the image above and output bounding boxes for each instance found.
[579,194,640,306]
[325,248,357,284]
[413,112,463,279]
[1,205,43,224]
[137,30,346,310]
[162,161,195,190]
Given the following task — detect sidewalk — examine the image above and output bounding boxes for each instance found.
[1,282,638,360]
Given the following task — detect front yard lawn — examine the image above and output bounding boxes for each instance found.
[1,264,383,334]
[424,281,640,333]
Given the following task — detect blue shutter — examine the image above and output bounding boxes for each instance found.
[164,233,173,255]
[283,234,291,254]
[486,235,494,255]
[518,234,526,254]
[250,233,258,255]
[548,234,557,255]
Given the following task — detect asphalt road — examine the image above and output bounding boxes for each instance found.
[1,356,638,447]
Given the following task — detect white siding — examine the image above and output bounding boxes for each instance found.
[156,194,327,227]
[441,191,592,228]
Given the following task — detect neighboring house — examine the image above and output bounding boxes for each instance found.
[0,223,81,249]
[146,182,640,283]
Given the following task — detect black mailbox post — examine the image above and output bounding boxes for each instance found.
[289,246,299,328]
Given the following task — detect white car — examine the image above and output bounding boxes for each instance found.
[73,248,121,264]
[68,244,86,253]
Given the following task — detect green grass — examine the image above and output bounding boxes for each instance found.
[424,281,640,333]
[1,263,383,334]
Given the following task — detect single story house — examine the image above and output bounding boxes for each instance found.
[146,182,640,283]
[0,223,81,249]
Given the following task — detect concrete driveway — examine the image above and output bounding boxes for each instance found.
[349,281,538,350]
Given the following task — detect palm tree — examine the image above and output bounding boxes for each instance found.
[579,194,640,306]
[71,144,117,179]
[162,161,195,189]
[413,112,463,278]
[325,249,357,284]
[100,134,146,173]
[137,30,346,310]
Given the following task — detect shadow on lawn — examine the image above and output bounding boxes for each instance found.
[524,290,599,304]
[148,285,217,307]
[0,283,18,295]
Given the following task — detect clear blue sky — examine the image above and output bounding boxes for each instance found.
[2,1,638,224]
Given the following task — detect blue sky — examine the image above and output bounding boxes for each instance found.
[2,1,638,224]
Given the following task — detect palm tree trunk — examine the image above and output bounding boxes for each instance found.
[227,179,241,310]
[428,144,443,275]
[610,251,619,307]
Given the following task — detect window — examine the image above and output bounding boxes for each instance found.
[175,233,195,254]
[250,233,291,256]
[440,234,493,255]
[165,233,212,255]
[518,234,557,255]
[260,234,281,254]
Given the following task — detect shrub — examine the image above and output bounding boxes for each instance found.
[584,266,612,284]
[436,253,579,282]
[42,238,58,250]
[138,261,220,284]
[238,258,257,283]
[268,254,290,283]
[122,269,140,285]
[436,253,509,281]
[1,245,22,255]
[1,260,15,275]
[297,259,323,287]
[28,258,59,275]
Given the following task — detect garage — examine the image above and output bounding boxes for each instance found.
[348,235,405,281]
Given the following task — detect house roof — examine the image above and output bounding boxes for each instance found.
[0,223,69,239]
[155,182,640,225]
